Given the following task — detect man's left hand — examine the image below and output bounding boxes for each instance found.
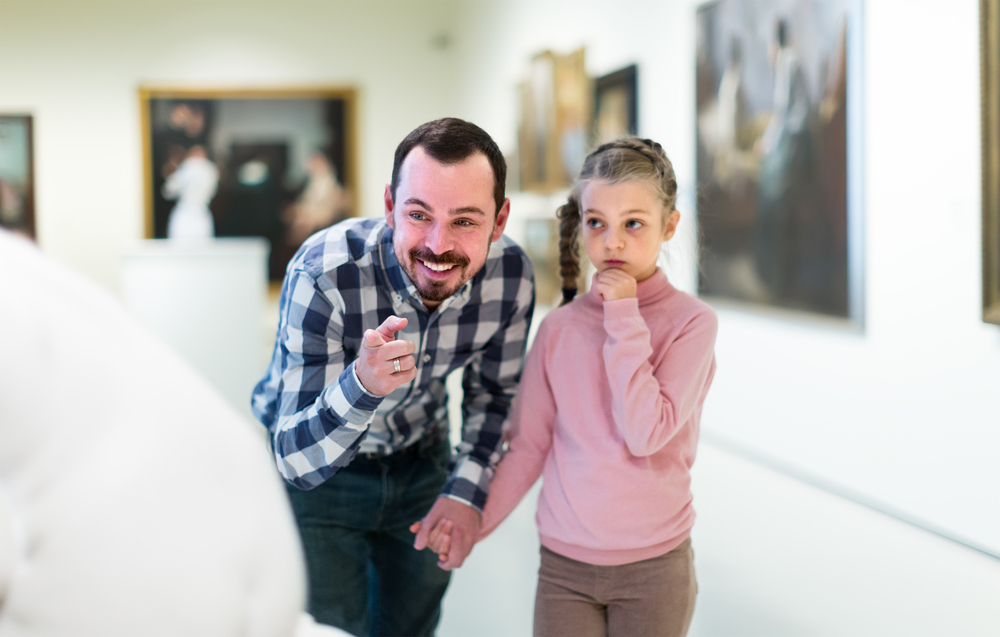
[412,497,481,570]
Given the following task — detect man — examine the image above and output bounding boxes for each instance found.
[251,118,535,637]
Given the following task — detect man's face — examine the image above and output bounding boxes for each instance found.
[385,147,509,310]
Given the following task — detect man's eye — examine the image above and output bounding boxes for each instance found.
[455,219,475,228]
[409,212,427,221]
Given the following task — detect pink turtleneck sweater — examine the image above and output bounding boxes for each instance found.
[479,269,718,566]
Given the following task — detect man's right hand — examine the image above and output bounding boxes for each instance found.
[355,316,417,396]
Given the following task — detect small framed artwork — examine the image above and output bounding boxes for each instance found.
[982,0,1000,325]
[518,48,591,193]
[140,87,358,283]
[0,114,36,240]
[695,0,864,327]
[593,64,638,145]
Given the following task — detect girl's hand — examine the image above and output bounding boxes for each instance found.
[594,269,637,301]
[410,518,453,562]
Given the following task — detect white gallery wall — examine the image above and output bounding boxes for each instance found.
[451,0,1000,556]
[2,0,998,557]
[0,0,467,293]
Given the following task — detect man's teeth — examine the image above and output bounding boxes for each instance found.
[420,260,456,272]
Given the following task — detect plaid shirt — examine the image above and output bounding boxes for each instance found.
[252,218,535,511]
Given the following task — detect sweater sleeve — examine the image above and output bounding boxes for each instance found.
[602,298,718,457]
[477,320,556,540]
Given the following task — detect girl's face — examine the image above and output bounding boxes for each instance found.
[580,179,680,283]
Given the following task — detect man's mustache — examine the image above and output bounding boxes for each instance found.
[409,248,469,268]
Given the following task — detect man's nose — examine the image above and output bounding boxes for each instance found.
[425,223,455,254]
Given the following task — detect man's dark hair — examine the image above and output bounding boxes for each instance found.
[390,117,507,216]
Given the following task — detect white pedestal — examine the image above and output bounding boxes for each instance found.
[121,238,269,421]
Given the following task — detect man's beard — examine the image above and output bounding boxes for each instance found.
[406,247,471,303]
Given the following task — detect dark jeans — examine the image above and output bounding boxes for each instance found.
[286,436,453,637]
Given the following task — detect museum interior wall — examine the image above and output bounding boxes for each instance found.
[441,0,1000,557]
[1,0,997,563]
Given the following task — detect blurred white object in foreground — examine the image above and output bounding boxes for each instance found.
[0,230,345,636]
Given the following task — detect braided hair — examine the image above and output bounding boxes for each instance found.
[556,137,678,304]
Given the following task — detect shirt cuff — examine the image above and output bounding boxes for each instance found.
[350,360,380,399]
[440,455,492,513]
[602,297,641,321]
[335,362,384,416]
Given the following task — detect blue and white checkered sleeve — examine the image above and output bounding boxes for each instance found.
[270,267,383,490]
[443,253,536,512]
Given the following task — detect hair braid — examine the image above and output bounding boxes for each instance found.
[556,197,582,305]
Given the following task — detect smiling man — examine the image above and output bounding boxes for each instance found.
[251,118,535,637]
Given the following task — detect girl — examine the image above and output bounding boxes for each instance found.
[425,137,717,637]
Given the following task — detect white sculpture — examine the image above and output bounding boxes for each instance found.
[0,230,346,636]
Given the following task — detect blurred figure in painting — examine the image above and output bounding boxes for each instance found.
[162,145,219,241]
[283,151,351,248]
[754,18,814,301]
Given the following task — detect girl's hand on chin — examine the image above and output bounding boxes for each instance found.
[595,269,637,301]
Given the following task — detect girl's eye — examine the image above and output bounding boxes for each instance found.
[585,218,602,228]
[626,219,644,229]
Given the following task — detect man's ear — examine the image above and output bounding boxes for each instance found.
[662,210,681,242]
[384,185,395,228]
[491,198,511,242]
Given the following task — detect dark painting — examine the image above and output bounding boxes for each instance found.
[0,115,35,240]
[696,0,861,322]
[142,89,357,283]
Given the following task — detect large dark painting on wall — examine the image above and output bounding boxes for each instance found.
[0,115,35,240]
[696,0,862,323]
[982,0,1000,325]
[141,88,357,283]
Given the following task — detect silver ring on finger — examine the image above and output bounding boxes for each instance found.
[393,358,402,374]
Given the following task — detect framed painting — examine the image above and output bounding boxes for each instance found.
[140,87,358,283]
[518,48,590,193]
[593,64,638,146]
[0,114,36,240]
[695,0,864,326]
[983,0,1000,325]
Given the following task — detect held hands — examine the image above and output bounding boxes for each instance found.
[410,497,482,570]
[410,518,453,564]
[355,316,417,396]
[594,269,637,302]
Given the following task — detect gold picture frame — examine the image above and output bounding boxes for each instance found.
[139,86,358,283]
[982,0,1000,324]
[517,49,590,193]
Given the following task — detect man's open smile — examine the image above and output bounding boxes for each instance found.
[420,259,457,273]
